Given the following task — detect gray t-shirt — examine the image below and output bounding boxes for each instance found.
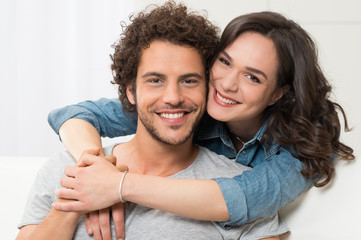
[19,145,288,239]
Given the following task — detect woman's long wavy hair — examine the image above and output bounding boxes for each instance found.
[217,11,354,187]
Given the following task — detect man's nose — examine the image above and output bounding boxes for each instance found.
[162,82,184,105]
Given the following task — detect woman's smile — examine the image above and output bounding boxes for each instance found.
[213,88,240,106]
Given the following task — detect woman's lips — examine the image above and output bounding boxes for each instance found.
[213,89,240,107]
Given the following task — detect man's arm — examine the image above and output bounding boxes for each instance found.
[16,201,82,240]
[16,153,85,240]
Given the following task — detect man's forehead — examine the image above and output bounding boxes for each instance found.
[136,40,206,78]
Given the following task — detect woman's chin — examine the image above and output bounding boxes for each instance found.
[206,104,229,122]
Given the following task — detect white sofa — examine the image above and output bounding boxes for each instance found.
[2,156,360,240]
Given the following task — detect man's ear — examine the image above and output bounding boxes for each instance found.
[126,84,136,105]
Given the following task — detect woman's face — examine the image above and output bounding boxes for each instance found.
[207,31,284,126]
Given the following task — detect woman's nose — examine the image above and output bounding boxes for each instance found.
[220,72,238,92]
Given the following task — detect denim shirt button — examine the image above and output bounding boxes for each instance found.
[242,150,246,154]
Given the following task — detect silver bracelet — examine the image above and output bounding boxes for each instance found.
[119,170,128,203]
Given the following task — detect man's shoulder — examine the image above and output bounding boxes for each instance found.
[197,146,249,170]
[41,151,76,171]
[173,146,250,180]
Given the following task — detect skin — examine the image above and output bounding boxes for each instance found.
[128,40,206,148]
[53,33,287,239]
[16,199,84,240]
[207,31,286,145]
[56,40,209,211]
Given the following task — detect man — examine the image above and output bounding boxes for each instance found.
[17,2,287,239]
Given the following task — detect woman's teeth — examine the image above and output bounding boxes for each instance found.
[216,92,237,105]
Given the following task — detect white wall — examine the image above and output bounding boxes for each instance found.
[1,0,360,158]
[1,0,359,158]
[1,0,137,156]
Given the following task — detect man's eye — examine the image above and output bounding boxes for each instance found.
[184,79,196,84]
[150,78,161,83]
[219,57,231,67]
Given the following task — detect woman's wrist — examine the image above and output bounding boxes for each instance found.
[120,172,134,202]
[118,171,128,203]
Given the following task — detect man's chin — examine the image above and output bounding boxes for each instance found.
[150,132,193,146]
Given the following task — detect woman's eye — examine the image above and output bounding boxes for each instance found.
[219,57,231,67]
[246,74,260,83]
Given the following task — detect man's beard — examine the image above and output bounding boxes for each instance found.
[137,104,204,146]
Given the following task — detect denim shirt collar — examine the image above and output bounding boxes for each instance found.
[196,114,280,158]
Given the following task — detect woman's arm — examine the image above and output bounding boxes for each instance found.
[54,147,313,226]
[48,98,135,239]
[48,98,137,160]
[213,148,314,227]
[123,174,230,221]
[59,119,103,160]
[48,98,137,137]
[54,155,230,221]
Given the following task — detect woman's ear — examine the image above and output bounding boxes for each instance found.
[270,85,290,105]
[126,84,136,105]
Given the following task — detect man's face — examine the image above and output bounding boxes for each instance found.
[127,40,206,145]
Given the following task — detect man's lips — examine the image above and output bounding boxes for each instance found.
[213,89,240,106]
[154,108,194,121]
[159,112,185,119]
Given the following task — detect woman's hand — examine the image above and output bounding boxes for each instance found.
[83,161,128,240]
[55,148,128,239]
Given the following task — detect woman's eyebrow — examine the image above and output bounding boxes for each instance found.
[221,50,232,61]
[222,50,268,80]
[245,66,268,80]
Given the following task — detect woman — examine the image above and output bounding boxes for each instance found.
[50,10,354,232]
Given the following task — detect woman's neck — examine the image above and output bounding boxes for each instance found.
[226,117,263,149]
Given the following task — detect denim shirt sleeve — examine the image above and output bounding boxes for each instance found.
[48,98,137,138]
[214,147,314,227]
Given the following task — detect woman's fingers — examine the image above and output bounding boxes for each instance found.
[55,188,78,201]
[104,155,117,166]
[77,148,101,166]
[52,199,85,212]
[59,176,76,189]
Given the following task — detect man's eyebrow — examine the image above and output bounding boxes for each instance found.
[141,72,166,78]
[245,66,268,80]
[180,73,203,79]
[141,72,203,79]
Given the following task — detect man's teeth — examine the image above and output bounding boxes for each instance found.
[216,92,237,105]
[160,113,185,119]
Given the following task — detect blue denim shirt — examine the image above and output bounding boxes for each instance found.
[48,98,314,227]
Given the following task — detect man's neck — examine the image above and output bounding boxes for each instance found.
[112,128,198,177]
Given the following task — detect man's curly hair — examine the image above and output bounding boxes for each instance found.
[110,0,220,112]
